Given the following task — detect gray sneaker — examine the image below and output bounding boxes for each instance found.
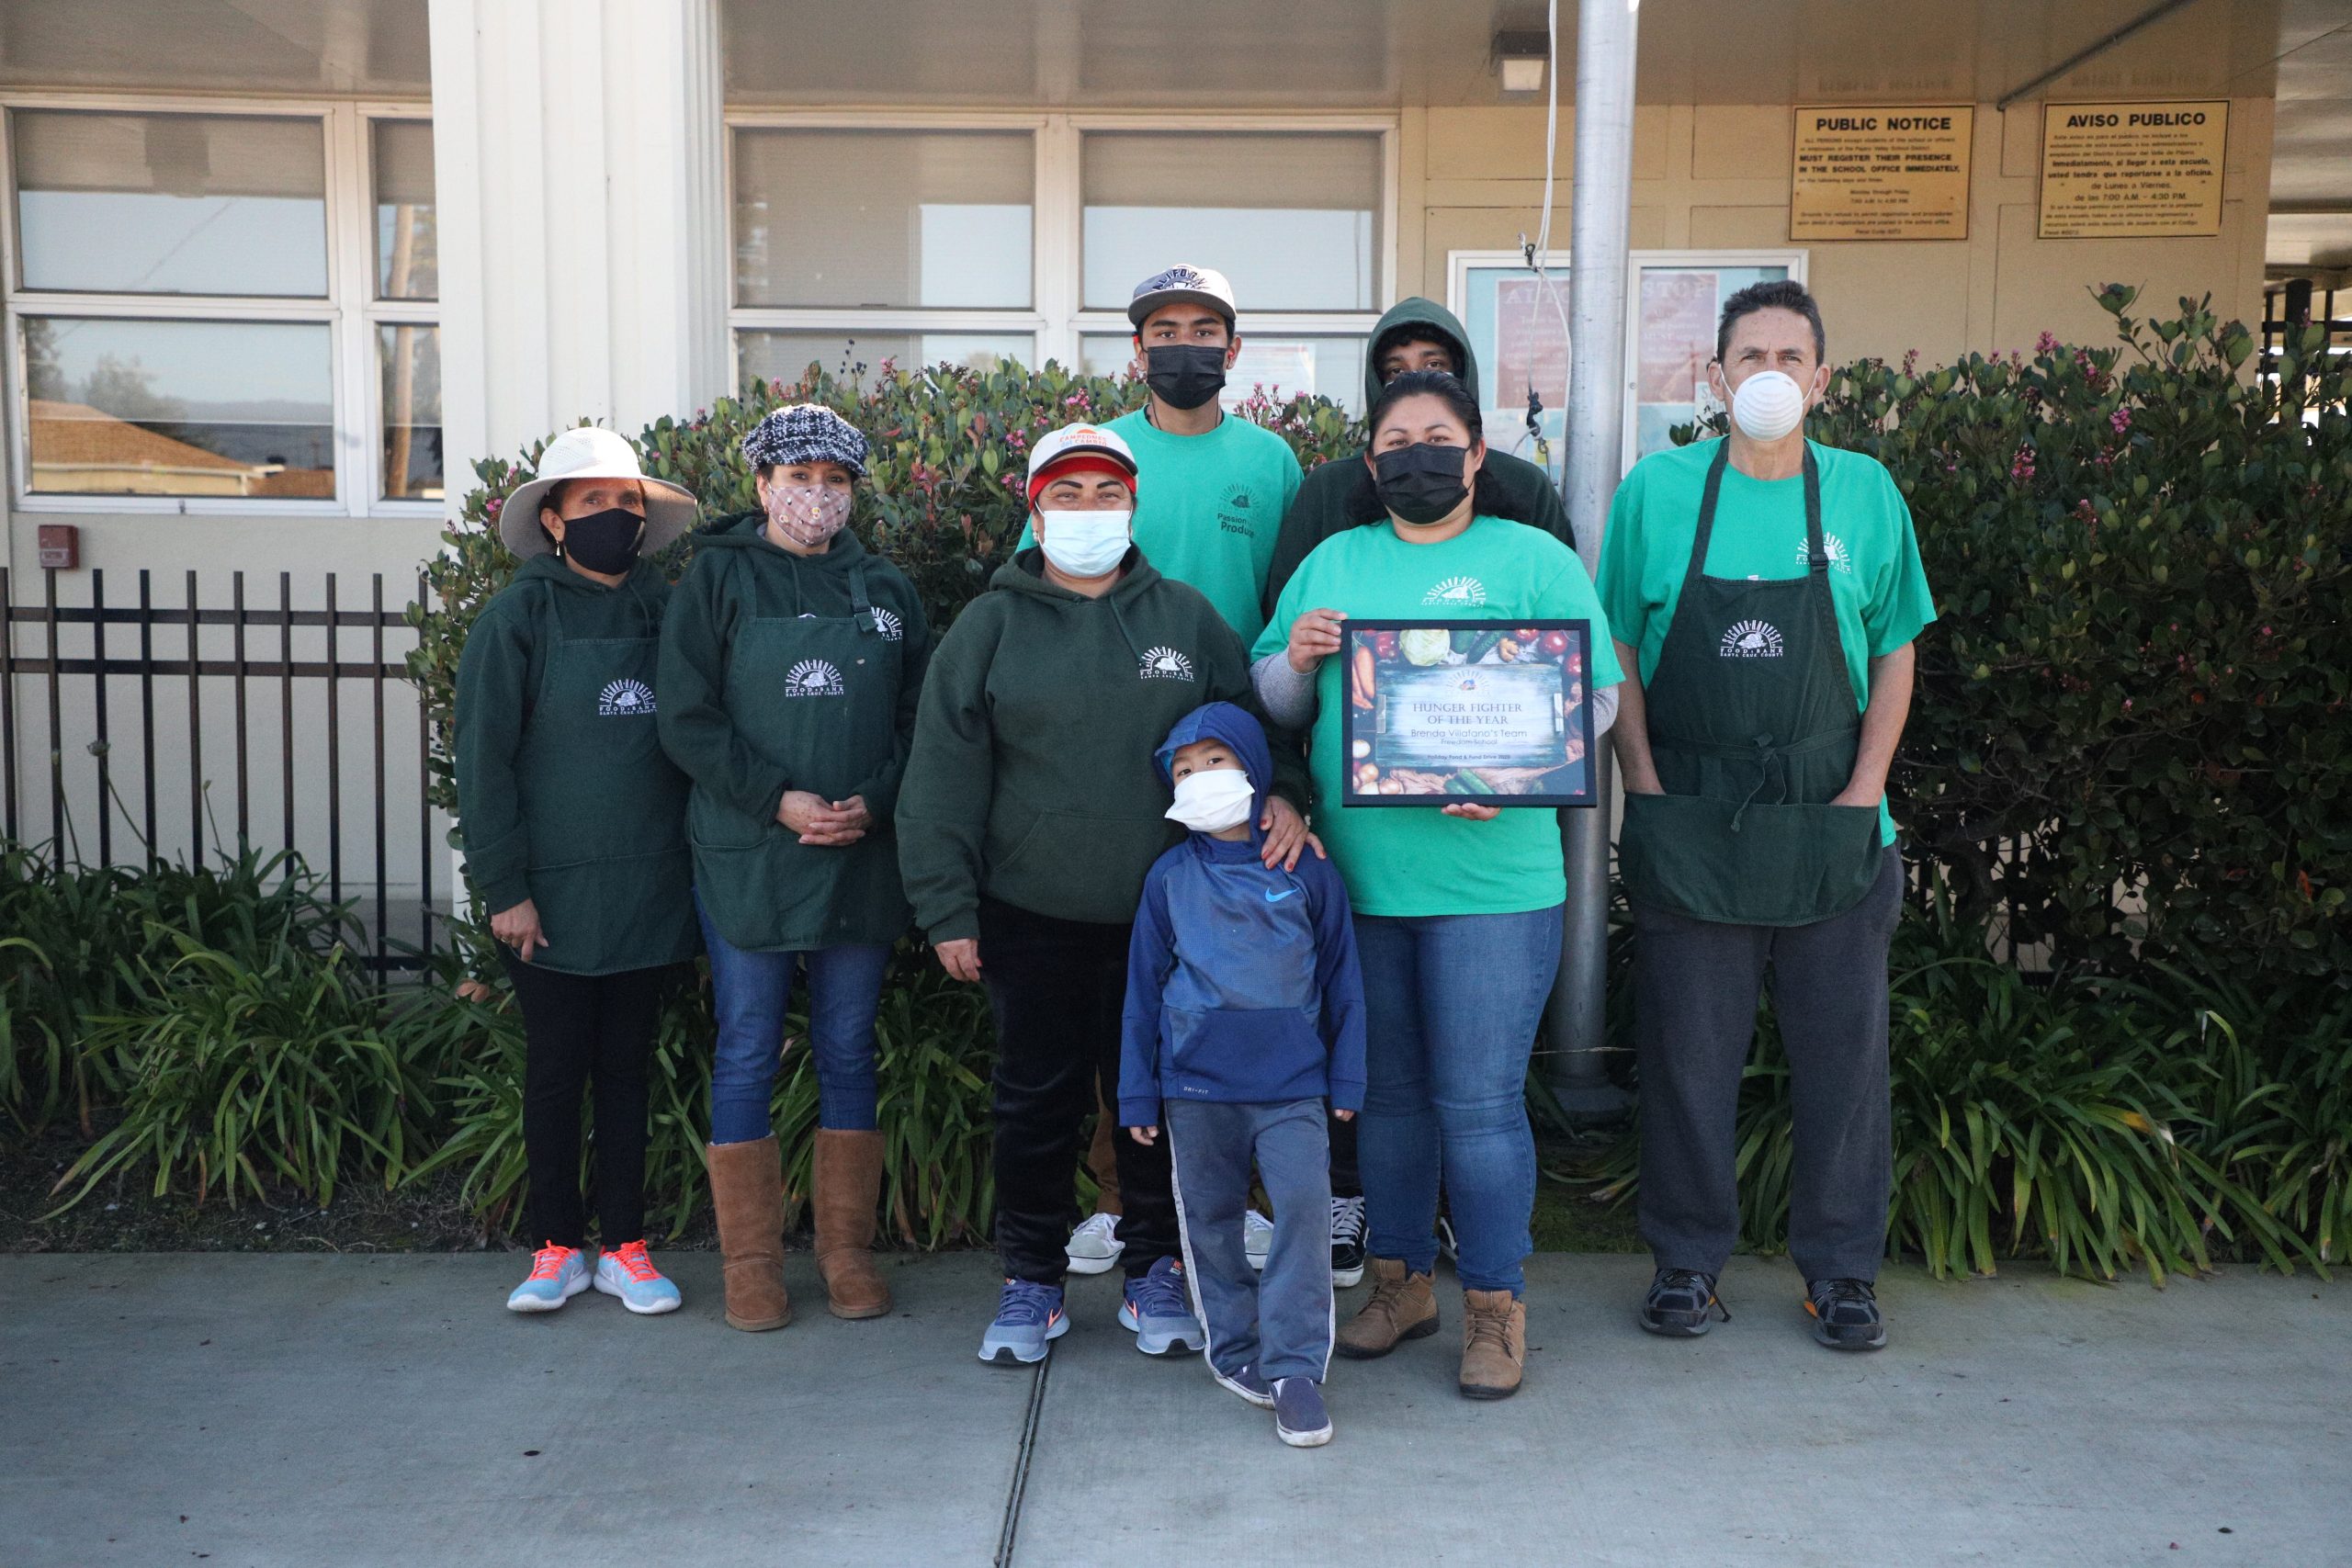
[1117,1257,1205,1356]
[1273,1378,1333,1448]
[978,1280,1069,1365]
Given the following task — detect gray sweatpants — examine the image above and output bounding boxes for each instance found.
[1632,847,1905,1283]
[1165,1098,1334,1384]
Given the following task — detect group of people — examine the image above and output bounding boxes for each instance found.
[454,264,1934,1450]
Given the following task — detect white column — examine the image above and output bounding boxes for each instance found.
[429,0,728,514]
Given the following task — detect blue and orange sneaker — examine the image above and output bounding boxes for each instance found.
[979,1279,1068,1365]
[505,1243,590,1313]
[593,1240,682,1315]
[1118,1257,1204,1356]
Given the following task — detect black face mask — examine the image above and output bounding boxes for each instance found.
[558,507,646,573]
[1372,443,1471,525]
[1144,344,1229,411]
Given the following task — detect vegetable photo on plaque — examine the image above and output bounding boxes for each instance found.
[1340,618,1597,807]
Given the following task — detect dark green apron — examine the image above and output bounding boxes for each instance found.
[1617,442,1883,928]
[516,589,696,975]
[685,556,911,951]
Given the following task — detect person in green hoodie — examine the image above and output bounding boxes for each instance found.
[657,405,931,1331]
[898,422,1315,1367]
[1261,297,1576,616]
[456,426,702,1319]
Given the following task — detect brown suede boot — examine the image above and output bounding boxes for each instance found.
[1334,1257,1439,1359]
[707,1136,790,1332]
[1459,1288,1527,1399]
[812,1128,892,1320]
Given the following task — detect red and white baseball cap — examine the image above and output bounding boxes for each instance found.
[1024,423,1139,508]
[1126,264,1238,329]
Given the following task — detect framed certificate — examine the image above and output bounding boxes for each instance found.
[1339,619,1598,808]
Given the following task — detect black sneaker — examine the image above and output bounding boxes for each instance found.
[1329,1196,1367,1288]
[1639,1268,1728,1337]
[1805,1278,1886,1350]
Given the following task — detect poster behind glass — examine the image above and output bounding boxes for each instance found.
[1630,264,1794,461]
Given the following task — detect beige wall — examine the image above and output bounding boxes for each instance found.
[1403,96,2276,367]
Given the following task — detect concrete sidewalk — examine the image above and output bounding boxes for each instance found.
[4,1251,2345,1568]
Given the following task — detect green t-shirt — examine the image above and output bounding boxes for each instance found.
[1254,516,1626,919]
[1019,409,1300,646]
[1596,438,1937,846]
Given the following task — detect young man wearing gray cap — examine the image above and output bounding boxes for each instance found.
[1027,265,1302,647]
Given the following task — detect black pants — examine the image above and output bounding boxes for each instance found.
[981,897,1179,1284]
[502,953,672,1250]
[1632,848,1905,1283]
[1327,1108,1362,1198]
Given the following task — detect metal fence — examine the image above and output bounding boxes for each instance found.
[0,567,447,973]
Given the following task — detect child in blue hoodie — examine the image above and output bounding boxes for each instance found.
[1120,702,1367,1449]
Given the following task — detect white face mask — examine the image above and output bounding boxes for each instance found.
[1730,369,1807,443]
[1166,767,1256,834]
[1037,508,1132,579]
[766,483,851,547]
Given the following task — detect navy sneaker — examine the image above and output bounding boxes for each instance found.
[1805,1278,1886,1351]
[978,1279,1069,1365]
[1211,1362,1274,1409]
[1272,1378,1333,1448]
[1117,1257,1204,1356]
[1639,1268,1729,1337]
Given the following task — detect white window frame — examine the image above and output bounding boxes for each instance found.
[723,109,1398,392]
[0,92,436,518]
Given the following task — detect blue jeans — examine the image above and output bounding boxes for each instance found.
[1352,904,1562,1295]
[695,891,890,1143]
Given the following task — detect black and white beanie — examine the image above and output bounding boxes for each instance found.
[741,403,869,477]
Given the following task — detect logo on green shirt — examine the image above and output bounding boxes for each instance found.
[1719,620,1784,659]
[1799,534,1854,573]
[1422,575,1488,607]
[1217,485,1258,537]
[785,659,845,697]
[1137,646,1195,682]
[597,678,655,716]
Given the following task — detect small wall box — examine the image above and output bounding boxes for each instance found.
[37,524,79,570]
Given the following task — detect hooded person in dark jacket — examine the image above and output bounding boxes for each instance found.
[456,426,702,1319]
[1261,297,1576,617]
[658,403,931,1330]
[1117,701,1365,1448]
[896,422,1315,1369]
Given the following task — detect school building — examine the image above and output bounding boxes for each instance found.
[0,0,2345,921]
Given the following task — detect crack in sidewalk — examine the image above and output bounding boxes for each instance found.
[993,1354,1054,1567]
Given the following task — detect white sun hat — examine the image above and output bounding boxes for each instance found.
[497,427,701,561]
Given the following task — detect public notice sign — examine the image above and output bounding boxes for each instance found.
[1789,107,1973,241]
[1340,619,1598,808]
[2039,101,2228,239]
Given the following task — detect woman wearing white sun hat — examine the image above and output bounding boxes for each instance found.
[456,425,703,1318]
[657,404,932,1330]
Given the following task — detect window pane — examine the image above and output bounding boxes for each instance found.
[1080,333,1367,413]
[733,130,1032,308]
[1082,133,1379,312]
[379,323,442,500]
[21,317,334,498]
[12,110,327,297]
[741,330,1031,394]
[373,118,437,300]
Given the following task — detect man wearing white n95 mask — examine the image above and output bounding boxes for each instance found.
[1597,281,1937,1352]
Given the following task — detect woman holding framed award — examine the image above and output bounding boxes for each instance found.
[1250,371,1623,1401]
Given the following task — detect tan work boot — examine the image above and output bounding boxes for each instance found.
[1459,1288,1527,1399]
[812,1128,893,1319]
[1334,1257,1439,1359]
[707,1135,791,1331]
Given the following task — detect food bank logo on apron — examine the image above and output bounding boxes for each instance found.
[1423,575,1487,607]
[1719,620,1785,659]
[1797,534,1854,573]
[869,606,905,641]
[598,678,656,716]
[785,659,845,697]
[1137,646,1195,682]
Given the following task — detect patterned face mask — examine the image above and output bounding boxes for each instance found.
[765,483,852,547]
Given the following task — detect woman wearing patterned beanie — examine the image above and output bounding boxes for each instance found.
[657,404,931,1329]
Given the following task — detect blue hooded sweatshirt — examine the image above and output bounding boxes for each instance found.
[1117,702,1368,1127]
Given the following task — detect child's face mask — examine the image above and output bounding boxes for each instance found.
[1166,767,1254,833]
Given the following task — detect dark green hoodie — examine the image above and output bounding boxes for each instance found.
[1261,297,1576,619]
[454,553,696,975]
[658,512,931,951]
[897,547,1307,942]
